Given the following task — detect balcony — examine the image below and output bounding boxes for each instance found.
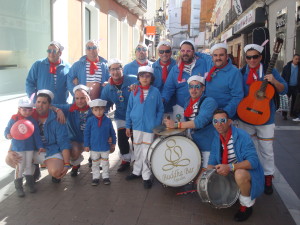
[115,0,147,17]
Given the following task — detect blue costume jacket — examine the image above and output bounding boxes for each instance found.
[152,58,177,113]
[41,110,71,157]
[67,55,109,97]
[84,115,116,151]
[208,125,264,199]
[123,60,152,76]
[240,65,288,124]
[162,57,209,108]
[126,86,164,133]
[205,60,244,119]
[26,58,70,104]
[101,75,137,121]
[5,116,43,151]
[184,95,218,152]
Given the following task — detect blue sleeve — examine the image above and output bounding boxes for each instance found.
[56,123,71,151]
[161,67,177,103]
[239,131,260,169]
[195,52,213,70]
[194,98,218,129]
[67,64,78,96]
[84,119,92,147]
[123,64,129,76]
[156,91,164,126]
[125,93,133,129]
[26,62,38,97]
[109,121,117,145]
[101,63,109,83]
[223,70,244,118]
[272,68,288,95]
[4,119,15,138]
[31,119,43,149]
[208,135,219,166]
[52,104,70,117]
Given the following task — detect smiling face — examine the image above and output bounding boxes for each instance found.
[245,49,262,68]
[212,48,228,68]
[212,113,232,137]
[188,80,205,100]
[47,44,61,63]
[74,89,89,109]
[109,63,123,83]
[135,45,148,62]
[18,107,34,118]
[92,106,105,117]
[138,72,152,86]
[86,42,99,61]
[35,96,50,116]
[180,44,194,63]
[158,45,172,64]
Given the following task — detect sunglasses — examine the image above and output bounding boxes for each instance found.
[109,67,122,72]
[20,107,33,112]
[47,49,58,54]
[212,118,227,125]
[159,49,171,54]
[86,46,97,50]
[246,54,260,60]
[136,47,147,52]
[180,49,193,54]
[188,84,202,90]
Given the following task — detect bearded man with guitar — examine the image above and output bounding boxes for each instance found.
[237,43,287,195]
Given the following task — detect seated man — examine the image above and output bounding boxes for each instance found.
[207,109,264,222]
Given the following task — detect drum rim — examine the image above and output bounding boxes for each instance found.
[149,135,202,187]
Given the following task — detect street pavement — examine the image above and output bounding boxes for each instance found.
[0,96,299,225]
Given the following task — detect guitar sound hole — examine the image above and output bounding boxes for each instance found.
[256,91,265,99]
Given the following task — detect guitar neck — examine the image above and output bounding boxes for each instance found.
[260,53,278,91]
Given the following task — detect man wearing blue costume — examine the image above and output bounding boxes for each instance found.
[162,40,209,121]
[123,43,152,76]
[67,40,109,100]
[101,58,137,172]
[26,41,70,104]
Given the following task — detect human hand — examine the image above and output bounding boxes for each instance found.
[73,78,79,85]
[56,109,66,124]
[38,148,46,154]
[110,144,116,153]
[8,150,22,164]
[264,74,275,84]
[84,147,90,152]
[58,167,69,179]
[125,129,132,137]
[6,134,12,139]
[215,164,230,176]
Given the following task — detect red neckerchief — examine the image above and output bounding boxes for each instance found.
[136,60,148,66]
[160,60,171,83]
[31,109,39,121]
[108,77,124,86]
[206,62,228,82]
[11,113,25,121]
[86,57,99,75]
[246,65,260,85]
[69,103,89,112]
[38,113,49,119]
[220,126,232,164]
[49,59,61,74]
[184,97,200,118]
[96,115,103,127]
[134,85,150,103]
[178,61,187,82]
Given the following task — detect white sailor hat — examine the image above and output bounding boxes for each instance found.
[18,97,34,108]
[85,39,99,47]
[244,44,264,53]
[157,40,172,49]
[88,99,107,107]
[37,89,54,101]
[210,43,228,54]
[136,42,148,50]
[108,58,123,67]
[73,84,90,95]
[49,41,64,51]
[180,40,195,50]
[138,66,154,74]
[187,75,205,85]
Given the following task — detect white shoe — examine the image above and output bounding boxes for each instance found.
[292,118,300,122]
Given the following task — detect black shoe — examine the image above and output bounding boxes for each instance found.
[88,157,92,168]
[264,175,273,195]
[33,164,41,182]
[117,162,130,172]
[91,179,100,186]
[52,177,61,183]
[71,165,80,177]
[103,178,111,185]
[234,206,253,222]
[125,173,141,181]
[143,179,152,189]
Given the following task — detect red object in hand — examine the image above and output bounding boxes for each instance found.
[10,119,34,140]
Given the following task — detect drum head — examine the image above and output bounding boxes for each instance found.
[153,124,186,136]
[150,136,201,187]
[206,171,239,208]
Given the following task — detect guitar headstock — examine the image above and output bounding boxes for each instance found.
[273,38,284,54]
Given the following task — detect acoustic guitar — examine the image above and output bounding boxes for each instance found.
[237,38,284,125]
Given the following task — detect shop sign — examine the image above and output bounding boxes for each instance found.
[276,14,286,30]
[221,28,233,42]
[233,0,243,15]
[233,9,255,34]
[145,26,156,35]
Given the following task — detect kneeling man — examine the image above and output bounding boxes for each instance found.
[207,109,264,222]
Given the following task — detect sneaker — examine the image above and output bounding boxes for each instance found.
[143,179,153,189]
[103,178,111,185]
[234,206,253,221]
[33,164,41,182]
[125,173,141,181]
[71,165,80,177]
[292,118,300,122]
[91,179,100,186]
[52,177,61,183]
[117,161,130,172]
[264,175,273,195]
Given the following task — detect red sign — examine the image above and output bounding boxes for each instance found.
[146,26,156,35]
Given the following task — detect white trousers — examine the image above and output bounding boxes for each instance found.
[15,151,34,178]
[132,130,154,180]
[238,120,275,175]
[239,194,255,207]
[90,151,110,179]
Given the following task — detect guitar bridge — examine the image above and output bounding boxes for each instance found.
[246,107,263,115]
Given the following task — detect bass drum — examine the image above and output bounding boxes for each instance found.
[147,135,201,187]
[197,169,240,209]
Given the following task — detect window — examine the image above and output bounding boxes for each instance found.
[121,22,129,64]
[108,12,119,59]
[85,8,91,41]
